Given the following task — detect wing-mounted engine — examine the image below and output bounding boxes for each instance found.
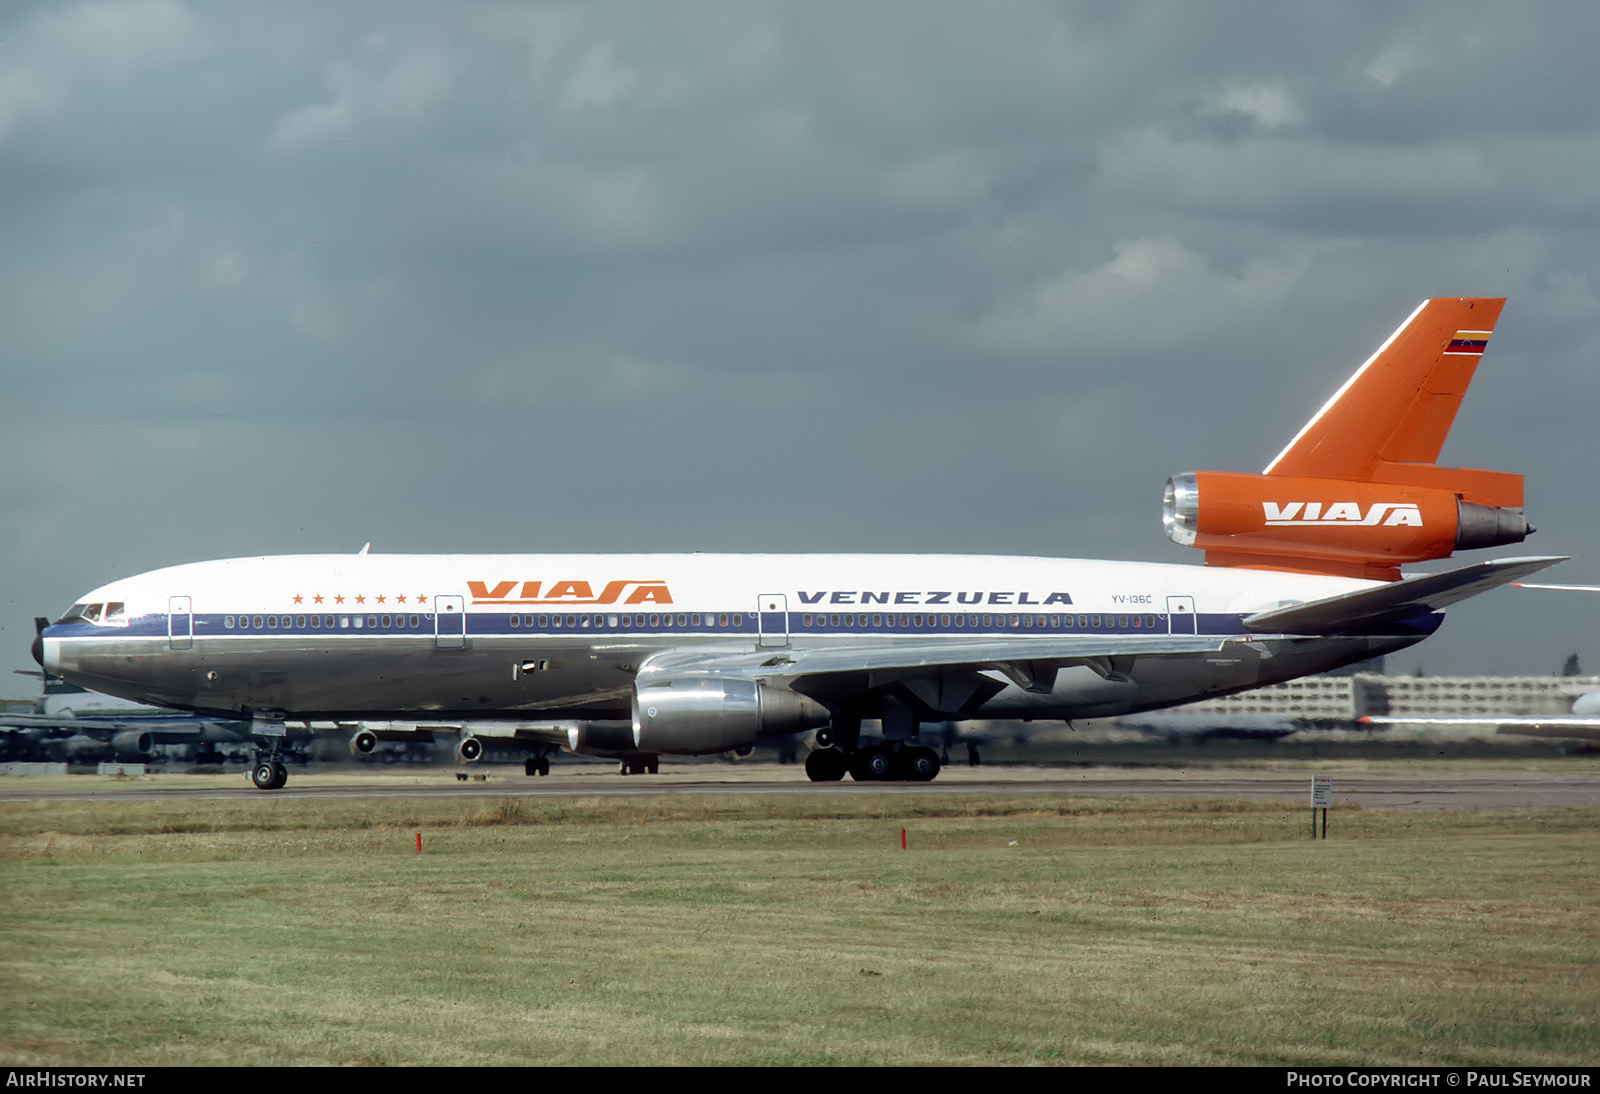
[1163,471,1529,580]
[1163,297,1531,581]
[632,676,829,754]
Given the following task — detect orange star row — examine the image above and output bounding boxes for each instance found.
[290,594,429,606]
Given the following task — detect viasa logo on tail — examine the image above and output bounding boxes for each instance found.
[1262,502,1423,527]
[467,579,673,605]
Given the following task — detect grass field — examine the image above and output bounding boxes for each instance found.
[2,791,1596,1066]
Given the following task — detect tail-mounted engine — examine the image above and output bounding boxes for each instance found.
[633,676,829,754]
[1164,471,1529,580]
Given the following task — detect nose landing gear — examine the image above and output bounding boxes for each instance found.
[250,756,288,790]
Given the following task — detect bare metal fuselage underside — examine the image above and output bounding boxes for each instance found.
[52,628,1417,730]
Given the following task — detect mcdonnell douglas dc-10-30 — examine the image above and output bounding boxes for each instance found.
[33,298,1562,789]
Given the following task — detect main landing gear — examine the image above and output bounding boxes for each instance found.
[524,755,551,777]
[619,753,659,775]
[805,743,941,783]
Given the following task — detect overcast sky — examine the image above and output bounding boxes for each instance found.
[4,0,1599,685]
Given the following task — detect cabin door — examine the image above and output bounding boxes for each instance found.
[168,596,192,650]
[757,594,789,648]
[1166,596,1197,635]
[435,595,466,649]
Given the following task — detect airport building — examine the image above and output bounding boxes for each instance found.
[1185,674,1600,721]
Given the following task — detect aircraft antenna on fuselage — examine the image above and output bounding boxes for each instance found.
[358,543,370,556]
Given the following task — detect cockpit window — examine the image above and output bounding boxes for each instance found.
[54,601,129,626]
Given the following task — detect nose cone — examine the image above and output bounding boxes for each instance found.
[31,617,56,676]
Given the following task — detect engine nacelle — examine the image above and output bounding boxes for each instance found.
[349,730,379,757]
[455,736,484,764]
[633,677,829,755]
[1163,471,1528,575]
[564,721,637,757]
[109,730,153,759]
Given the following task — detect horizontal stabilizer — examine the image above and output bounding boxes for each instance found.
[1243,555,1568,635]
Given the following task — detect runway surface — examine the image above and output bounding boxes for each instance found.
[4,766,1598,809]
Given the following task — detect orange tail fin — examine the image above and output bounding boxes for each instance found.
[1265,297,1518,507]
[1162,298,1529,581]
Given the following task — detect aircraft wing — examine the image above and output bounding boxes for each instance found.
[637,633,1234,684]
[0,712,248,741]
[1243,556,1568,635]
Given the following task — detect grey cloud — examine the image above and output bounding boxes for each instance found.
[3,1,1599,678]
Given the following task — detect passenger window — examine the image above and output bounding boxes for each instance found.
[689,614,699,626]
[732,614,742,626]
[410,615,419,627]
[719,614,729,626]
[510,615,520,627]
[253,616,265,629]
[381,615,391,628]
[267,616,278,629]
[297,615,307,628]
[224,616,235,629]
[677,614,687,626]
[339,616,349,629]
[538,615,548,628]
[311,616,321,629]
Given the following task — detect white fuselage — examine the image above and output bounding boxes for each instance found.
[41,552,1424,741]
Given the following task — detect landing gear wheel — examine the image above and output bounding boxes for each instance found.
[525,757,540,777]
[538,757,550,777]
[906,747,941,782]
[850,746,895,781]
[805,747,848,782]
[251,761,287,790]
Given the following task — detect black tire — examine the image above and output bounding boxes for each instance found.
[907,747,941,782]
[805,748,847,782]
[537,757,550,777]
[850,746,894,781]
[251,761,278,790]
